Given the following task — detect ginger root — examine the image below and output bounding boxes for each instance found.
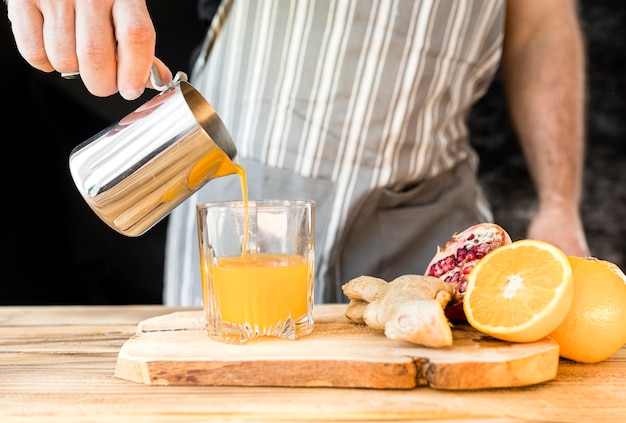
[341,274,456,348]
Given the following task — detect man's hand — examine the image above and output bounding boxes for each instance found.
[7,0,171,100]
[528,206,590,258]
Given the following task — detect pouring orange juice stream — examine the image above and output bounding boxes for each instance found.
[205,164,309,331]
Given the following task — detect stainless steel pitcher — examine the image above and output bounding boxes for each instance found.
[68,69,238,237]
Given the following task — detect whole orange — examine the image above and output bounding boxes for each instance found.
[549,256,626,363]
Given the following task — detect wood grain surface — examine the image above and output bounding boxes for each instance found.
[2,305,626,422]
[114,304,559,390]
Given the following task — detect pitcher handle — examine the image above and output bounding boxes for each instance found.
[61,64,187,92]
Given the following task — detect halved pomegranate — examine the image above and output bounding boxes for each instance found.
[424,223,512,321]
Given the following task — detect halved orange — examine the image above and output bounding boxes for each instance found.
[463,239,573,343]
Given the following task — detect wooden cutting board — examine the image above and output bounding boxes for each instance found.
[114,304,559,390]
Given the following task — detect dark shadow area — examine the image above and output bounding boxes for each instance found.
[0,0,624,305]
[0,1,206,305]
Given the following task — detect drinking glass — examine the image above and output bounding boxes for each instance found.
[197,199,315,344]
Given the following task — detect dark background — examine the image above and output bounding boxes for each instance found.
[1,1,624,305]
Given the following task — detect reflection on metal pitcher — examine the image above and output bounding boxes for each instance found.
[69,79,238,237]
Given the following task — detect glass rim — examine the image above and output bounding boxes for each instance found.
[196,198,315,210]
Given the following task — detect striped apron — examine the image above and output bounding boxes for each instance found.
[164,0,505,305]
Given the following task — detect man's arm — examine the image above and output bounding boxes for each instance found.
[502,0,590,257]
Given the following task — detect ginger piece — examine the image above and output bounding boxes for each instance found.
[344,299,369,324]
[343,276,387,324]
[341,274,456,348]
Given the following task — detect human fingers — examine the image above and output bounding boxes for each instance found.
[74,0,120,97]
[8,0,161,100]
[40,1,80,74]
[527,210,590,258]
[7,0,56,73]
[111,0,156,100]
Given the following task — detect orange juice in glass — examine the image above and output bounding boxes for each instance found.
[196,199,315,344]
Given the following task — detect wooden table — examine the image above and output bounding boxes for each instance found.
[1,305,624,422]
